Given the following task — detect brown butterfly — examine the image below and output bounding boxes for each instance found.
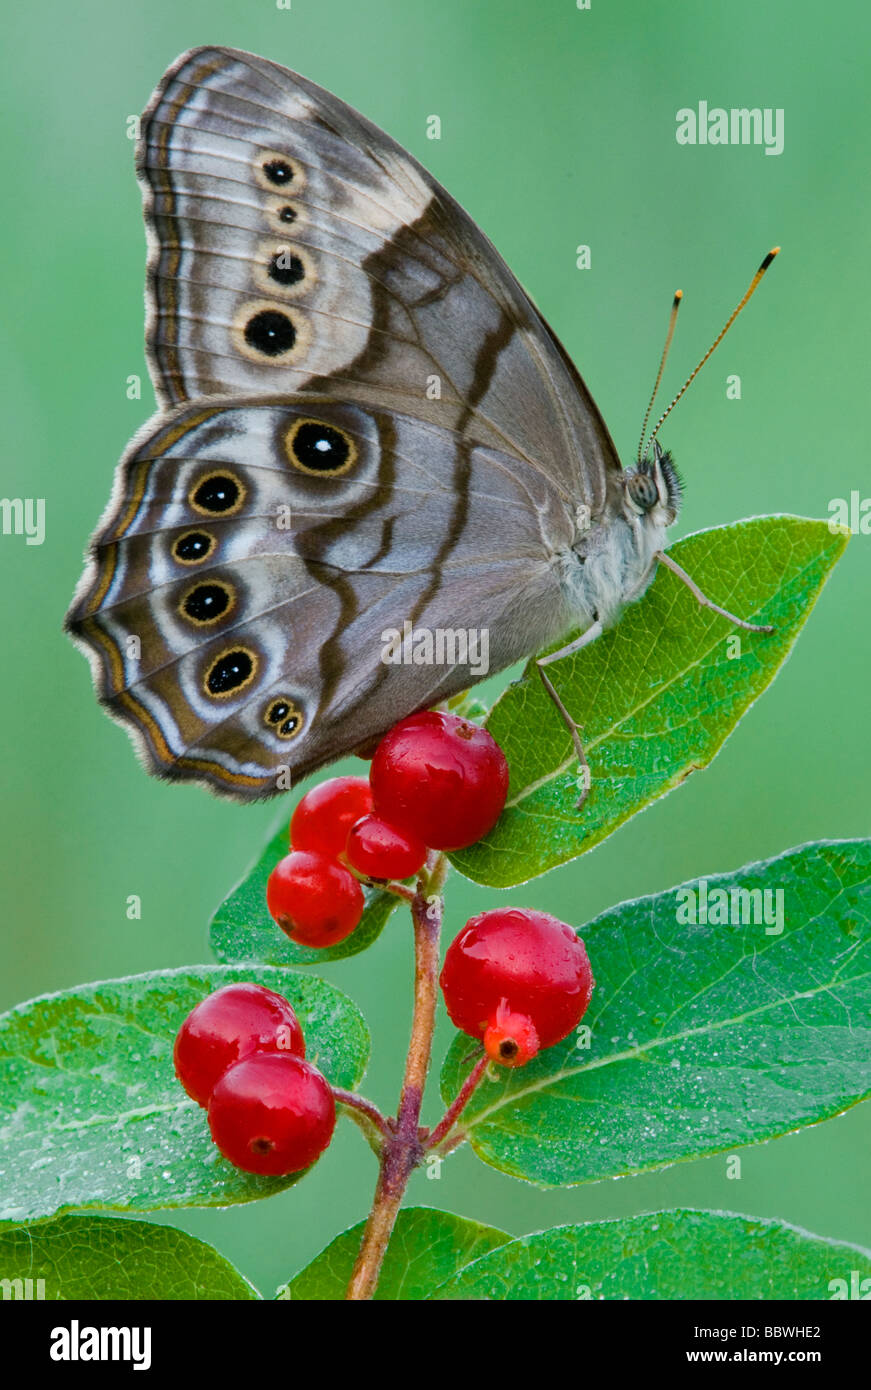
[66,46,776,801]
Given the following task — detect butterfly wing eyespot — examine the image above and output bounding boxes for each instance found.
[245,309,296,356]
[179,580,235,626]
[232,300,312,364]
[264,696,305,740]
[254,150,306,194]
[172,529,217,565]
[254,241,315,298]
[263,198,306,233]
[283,418,358,476]
[203,646,259,699]
[188,471,246,517]
[268,249,305,287]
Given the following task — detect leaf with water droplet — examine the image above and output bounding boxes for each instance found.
[0,1214,259,1298]
[279,1207,510,1300]
[0,965,369,1221]
[440,839,871,1185]
[451,519,847,887]
[431,1210,871,1300]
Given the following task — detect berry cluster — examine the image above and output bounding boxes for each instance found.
[178,714,594,1178]
[174,983,335,1175]
[440,909,594,1067]
[266,711,510,949]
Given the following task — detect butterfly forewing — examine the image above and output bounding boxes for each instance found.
[139,45,619,502]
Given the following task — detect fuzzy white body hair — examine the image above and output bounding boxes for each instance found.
[556,510,670,634]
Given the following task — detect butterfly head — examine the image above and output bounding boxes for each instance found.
[623,438,682,529]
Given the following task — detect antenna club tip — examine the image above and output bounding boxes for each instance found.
[760,246,781,271]
[674,289,683,300]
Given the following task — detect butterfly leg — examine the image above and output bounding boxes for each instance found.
[655,551,775,633]
[535,620,603,811]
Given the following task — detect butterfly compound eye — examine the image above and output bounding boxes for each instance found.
[626,468,659,514]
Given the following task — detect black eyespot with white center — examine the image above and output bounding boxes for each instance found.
[173,530,215,565]
[244,310,297,357]
[278,206,297,224]
[284,418,358,477]
[269,249,305,287]
[264,696,304,740]
[263,158,294,186]
[189,472,245,516]
[180,581,233,626]
[204,647,258,699]
[255,153,306,200]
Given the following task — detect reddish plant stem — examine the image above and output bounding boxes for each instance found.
[424,1053,490,1152]
[345,857,446,1301]
[332,1089,392,1150]
[345,867,416,904]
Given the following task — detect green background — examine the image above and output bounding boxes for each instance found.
[1,0,868,1297]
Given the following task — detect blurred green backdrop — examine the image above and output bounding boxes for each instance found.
[1,0,868,1296]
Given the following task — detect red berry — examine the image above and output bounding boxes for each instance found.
[207,1053,336,1176]
[483,1001,540,1068]
[266,850,364,948]
[173,983,305,1107]
[440,908,594,1053]
[345,813,427,880]
[369,711,509,851]
[290,776,373,857]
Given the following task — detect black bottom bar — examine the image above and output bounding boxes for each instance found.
[2,1297,866,1374]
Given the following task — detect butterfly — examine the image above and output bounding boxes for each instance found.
[66,46,776,803]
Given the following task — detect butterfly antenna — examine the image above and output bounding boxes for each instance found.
[645,246,780,451]
[637,290,683,463]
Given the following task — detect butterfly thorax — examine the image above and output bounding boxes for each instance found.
[559,445,682,633]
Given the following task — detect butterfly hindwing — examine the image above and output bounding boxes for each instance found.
[67,396,576,798]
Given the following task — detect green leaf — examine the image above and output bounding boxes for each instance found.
[0,1215,259,1299]
[431,1210,871,1300]
[440,839,871,1186]
[0,965,369,1223]
[210,824,398,966]
[452,518,847,887]
[278,1206,510,1300]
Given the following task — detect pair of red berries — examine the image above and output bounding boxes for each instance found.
[267,711,510,949]
[174,983,336,1176]
[175,916,593,1176]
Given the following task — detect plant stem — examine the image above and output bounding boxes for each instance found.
[332,1088,392,1155]
[424,1053,490,1152]
[345,855,446,1300]
[345,867,417,903]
